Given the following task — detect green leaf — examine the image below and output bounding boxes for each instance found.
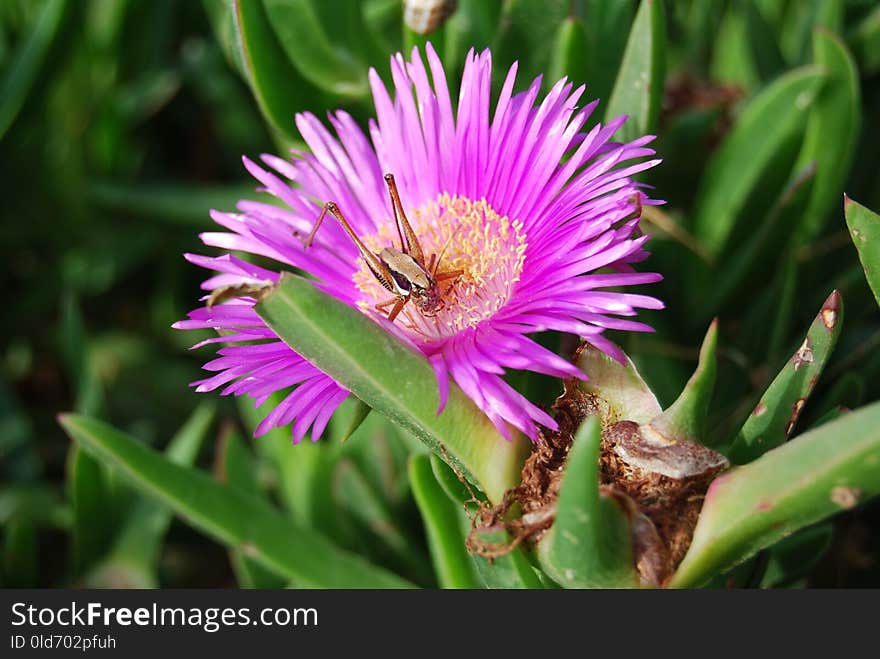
[604,0,666,142]
[649,319,718,444]
[429,452,483,507]
[548,17,590,86]
[409,454,481,589]
[441,0,501,75]
[215,426,286,589]
[492,0,569,81]
[536,417,638,588]
[59,414,414,588]
[202,0,246,74]
[581,0,637,113]
[230,0,320,145]
[334,457,430,583]
[67,445,114,575]
[697,161,816,321]
[744,2,786,82]
[428,455,542,589]
[709,3,759,91]
[849,3,880,75]
[782,0,843,65]
[238,394,351,546]
[794,29,860,243]
[86,404,216,588]
[575,341,661,425]
[760,523,833,588]
[341,398,372,442]
[0,0,69,140]
[728,290,843,464]
[262,0,370,97]
[692,66,825,257]
[844,196,880,307]
[671,400,880,588]
[255,273,530,504]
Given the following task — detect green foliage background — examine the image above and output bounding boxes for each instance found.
[2,0,880,588]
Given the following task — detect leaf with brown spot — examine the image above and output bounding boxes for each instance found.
[728,290,843,464]
[671,401,880,588]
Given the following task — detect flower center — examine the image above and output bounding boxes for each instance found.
[353,193,527,341]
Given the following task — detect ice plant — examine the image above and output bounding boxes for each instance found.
[174,44,663,443]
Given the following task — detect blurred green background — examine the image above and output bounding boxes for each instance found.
[2,0,879,588]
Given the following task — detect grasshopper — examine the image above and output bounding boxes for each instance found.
[305,173,462,323]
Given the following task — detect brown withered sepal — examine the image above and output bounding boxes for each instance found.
[467,379,729,587]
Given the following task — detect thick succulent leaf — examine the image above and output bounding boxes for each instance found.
[86,403,216,588]
[256,274,530,504]
[548,17,590,86]
[340,398,372,442]
[576,342,661,425]
[604,0,667,143]
[429,452,483,507]
[649,320,718,443]
[229,0,319,145]
[262,0,370,97]
[536,418,638,588]
[428,455,542,589]
[440,0,501,75]
[409,454,481,589]
[238,394,356,548]
[202,0,246,73]
[215,427,286,589]
[692,66,825,256]
[709,3,759,91]
[849,4,880,75]
[59,414,414,588]
[844,196,880,307]
[794,29,860,243]
[699,161,815,321]
[760,523,833,588]
[492,0,569,81]
[581,0,637,112]
[728,290,843,464]
[782,0,843,65]
[67,445,114,574]
[334,458,431,584]
[744,2,786,82]
[671,400,880,588]
[0,0,69,140]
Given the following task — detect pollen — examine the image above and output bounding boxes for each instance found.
[354,193,527,341]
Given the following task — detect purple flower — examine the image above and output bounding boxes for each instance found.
[175,45,663,443]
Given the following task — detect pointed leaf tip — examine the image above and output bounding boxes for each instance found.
[537,417,638,588]
[728,290,844,464]
[649,320,718,444]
